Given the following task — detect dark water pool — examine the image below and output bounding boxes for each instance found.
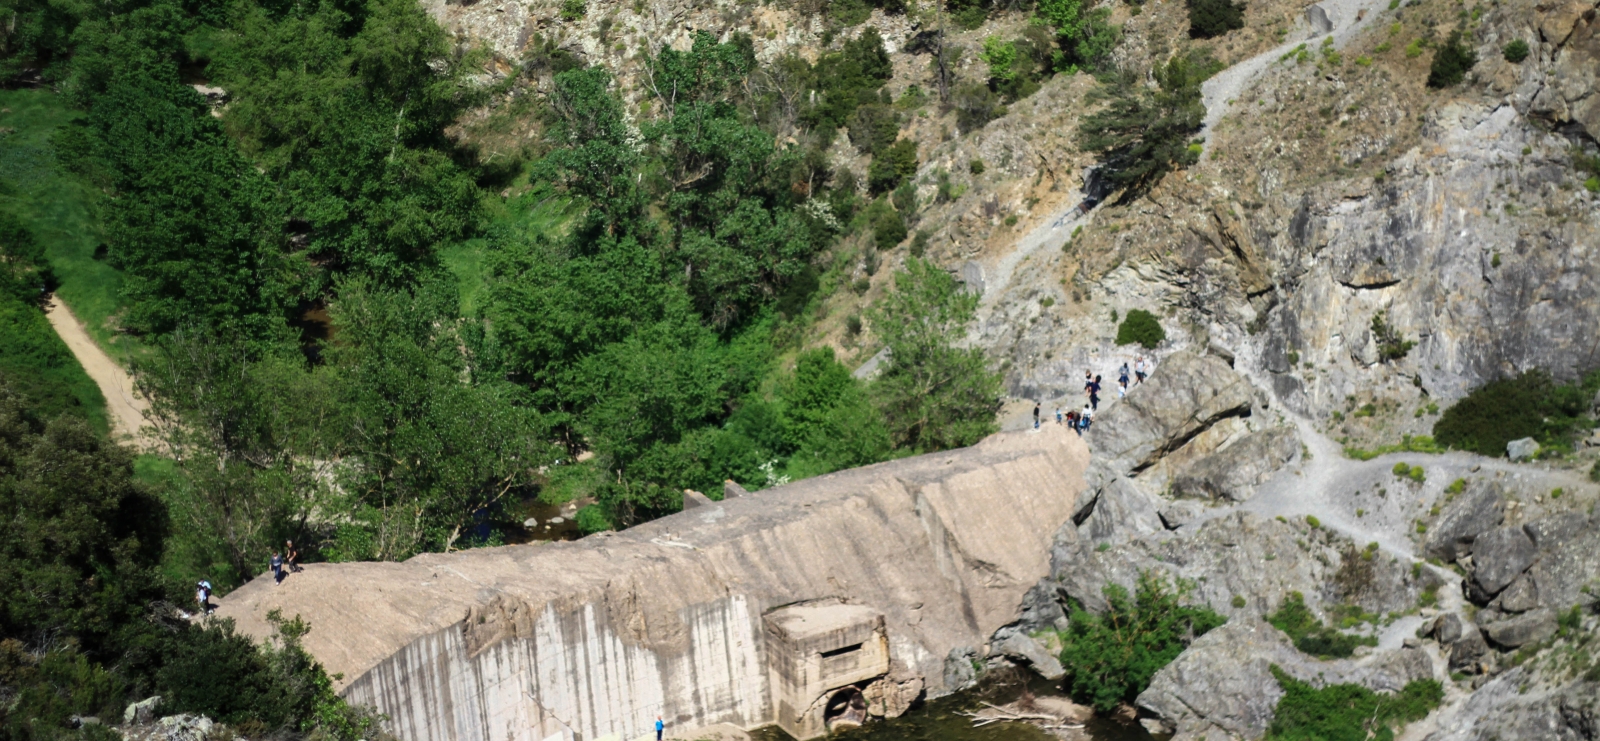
[748,675,1159,741]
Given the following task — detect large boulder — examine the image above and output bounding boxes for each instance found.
[1424,478,1505,561]
[1512,513,1600,612]
[991,626,1066,680]
[1470,525,1538,598]
[123,697,161,726]
[1506,437,1540,461]
[1136,618,1433,739]
[1168,427,1300,502]
[1081,351,1254,497]
[1481,608,1559,649]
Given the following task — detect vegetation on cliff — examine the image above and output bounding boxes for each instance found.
[1434,369,1600,458]
[1055,572,1226,712]
[1265,666,1442,741]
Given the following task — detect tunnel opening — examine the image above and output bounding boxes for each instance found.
[824,687,868,732]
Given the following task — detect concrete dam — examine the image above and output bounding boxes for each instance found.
[216,425,1088,741]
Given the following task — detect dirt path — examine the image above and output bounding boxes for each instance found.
[44,295,154,447]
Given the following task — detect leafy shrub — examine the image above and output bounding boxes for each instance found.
[867,139,919,194]
[1305,515,1321,529]
[1392,462,1411,476]
[872,207,908,252]
[1232,594,1248,608]
[1115,309,1166,349]
[1266,666,1442,741]
[1371,311,1416,362]
[1076,58,1205,197]
[1409,466,1425,483]
[1427,31,1478,88]
[1267,592,1378,658]
[1187,0,1245,38]
[1502,39,1529,62]
[969,158,986,175]
[560,0,585,20]
[1405,38,1425,58]
[1446,478,1466,494]
[1433,369,1600,456]
[953,83,1007,134]
[1057,572,1226,712]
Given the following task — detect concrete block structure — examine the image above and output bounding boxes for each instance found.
[763,602,888,738]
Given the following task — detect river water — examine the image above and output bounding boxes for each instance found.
[748,674,1160,741]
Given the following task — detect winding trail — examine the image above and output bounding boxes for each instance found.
[44,295,153,447]
[974,0,1393,308]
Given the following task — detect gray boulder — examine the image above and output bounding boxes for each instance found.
[991,626,1066,680]
[1513,513,1600,613]
[1081,351,1253,496]
[1506,437,1540,461]
[1492,576,1539,613]
[1168,426,1300,502]
[1424,478,1504,561]
[124,696,162,726]
[1158,499,1208,530]
[1470,525,1538,597]
[1429,613,1490,673]
[153,715,213,741]
[1482,608,1558,649]
[942,646,979,693]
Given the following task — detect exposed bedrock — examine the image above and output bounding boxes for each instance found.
[216,426,1088,741]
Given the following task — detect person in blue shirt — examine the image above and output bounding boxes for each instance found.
[655,716,664,741]
[271,552,285,585]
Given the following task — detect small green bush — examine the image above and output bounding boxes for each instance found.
[1446,478,1466,494]
[1409,466,1425,483]
[1267,592,1378,659]
[1427,31,1478,88]
[1233,594,1248,608]
[1586,176,1600,193]
[1501,39,1529,63]
[969,158,987,175]
[1305,515,1321,528]
[1057,572,1226,712]
[1266,667,1442,741]
[560,0,585,20]
[1405,38,1425,58]
[576,504,613,533]
[1591,461,1600,483]
[1392,462,1411,476]
[1115,309,1166,349]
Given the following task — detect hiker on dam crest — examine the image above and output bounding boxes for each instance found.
[1033,402,1041,429]
[655,716,664,741]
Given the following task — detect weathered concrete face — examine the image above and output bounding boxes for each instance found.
[215,426,1087,741]
[763,602,888,738]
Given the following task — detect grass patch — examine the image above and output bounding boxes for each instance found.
[1266,667,1442,741]
[0,293,108,434]
[1344,434,1445,460]
[0,90,135,365]
[1268,592,1378,659]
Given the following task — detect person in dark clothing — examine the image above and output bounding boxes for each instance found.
[1065,409,1080,435]
[1032,402,1041,429]
[285,540,302,573]
[1089,375,1102,410]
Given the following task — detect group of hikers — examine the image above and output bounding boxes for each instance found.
[1031,355,1152,435]
[191,540,305,616]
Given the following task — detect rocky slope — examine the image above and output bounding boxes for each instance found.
[428,0,1600,737]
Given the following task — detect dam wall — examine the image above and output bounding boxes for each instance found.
[216,425,1088,741]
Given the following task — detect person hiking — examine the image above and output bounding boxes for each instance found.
[655,716,664,741]
[1119,362,1130,386]
[1089,375,1102,410]
[1054,407,1063,425]
[285,540,302,573]
[1135,356,1148,384]
[1080,405,1094,432]
[271,552,284,585]
[1065,409,1080,436]
[195,582,210,615]
[1032,402,1041,429]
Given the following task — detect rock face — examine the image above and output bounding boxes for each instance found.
[1169,427,1300,502]
[216,427,1089,741]
[1081,351,1254,494]
[1136,619,1433,740]
[1480,608,1559,649]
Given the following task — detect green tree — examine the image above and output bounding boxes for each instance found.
[1187,0,1245,39]
[1266,667,1442,741]
[1036,0,1120,70]
[1057,572,1226,712]
[1077,58,1205,198]
[1427,30,1478,88]
[1115,308,1166,349]
[981,36,1019,82]
[869,258,1002,451]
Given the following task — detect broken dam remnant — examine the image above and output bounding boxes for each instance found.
[216,425,1088,741]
